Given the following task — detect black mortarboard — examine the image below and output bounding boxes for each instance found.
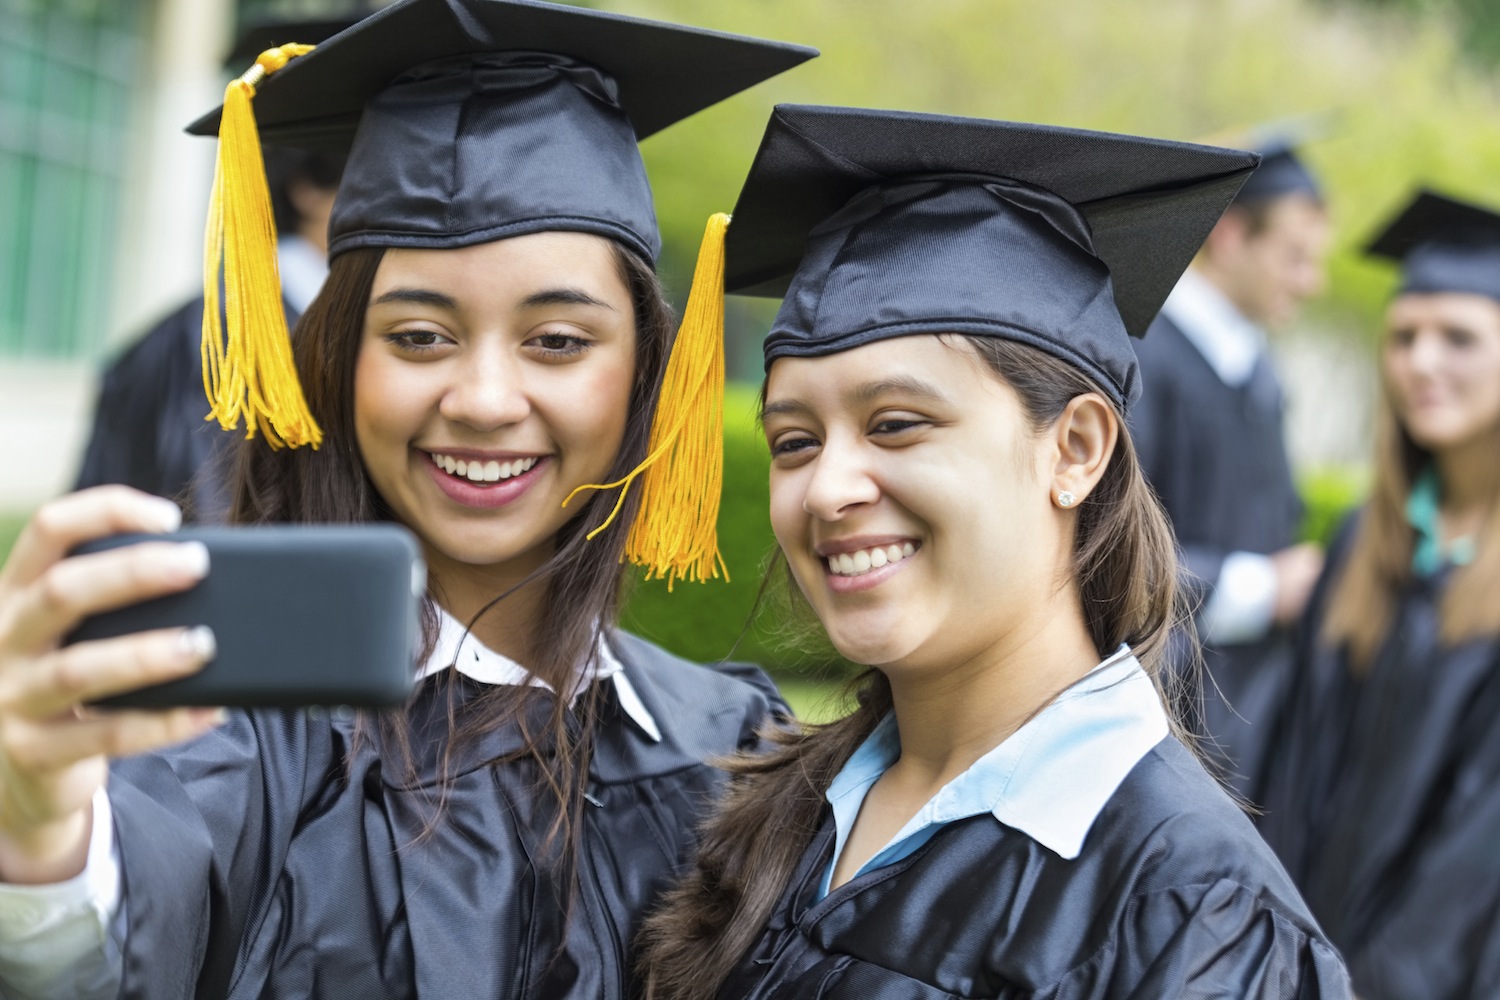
[726,105,1259,408]
[191,0,817,263]
[1232,141,1321,206]
[1367,189,1500,302]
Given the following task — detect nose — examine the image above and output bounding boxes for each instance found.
[438,345,532,431]
[801,435,880,521]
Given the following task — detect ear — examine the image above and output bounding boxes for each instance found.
[1048,393,1117,510]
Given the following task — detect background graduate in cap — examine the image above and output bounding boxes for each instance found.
[639,105,1350,1000]
[1128,126,1333,801]
[73,15,353,523]
[0,2,813,997]
[1257,189,1500,1000]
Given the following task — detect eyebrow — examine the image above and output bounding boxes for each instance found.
[519,287,617,311]
[761,375,953,421]
[370,288,458,310]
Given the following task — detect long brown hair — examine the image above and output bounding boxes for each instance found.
[637,336,1187,1000]
[1321,381,1500,671]
[228,239,675,858]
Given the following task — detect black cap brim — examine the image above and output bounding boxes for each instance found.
[726,105,1259,337]
[1366,189,1500,261]
[190,0,816,149]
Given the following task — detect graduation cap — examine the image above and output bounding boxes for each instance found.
[224,14,367,69]
[1196,117,1327,207]
[725,105,1260,408]
[1367,189,1500,302]
[194,0,816,586]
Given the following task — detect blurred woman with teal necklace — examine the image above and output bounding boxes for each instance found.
[1258,190,1500,1000]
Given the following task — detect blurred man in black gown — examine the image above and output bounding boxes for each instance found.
[1129,140,1331,799]
[75,19,350,519]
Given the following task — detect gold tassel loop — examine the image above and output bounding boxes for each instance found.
[565,213,731,589]
[201,43,323,450]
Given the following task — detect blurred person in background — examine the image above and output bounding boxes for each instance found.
[1257,190,1500,1000]
[1129,137,1331,798]
[73,19,351,520]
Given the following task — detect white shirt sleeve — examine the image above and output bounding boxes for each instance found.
[0,787,124,1000]
[1201,550,1279,646]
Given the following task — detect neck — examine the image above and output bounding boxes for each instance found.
[425,544,553,663]
[296,218,329,258]
[883,591,1101,788]
[1190,259,1254,324]
[1434,428,1500,521]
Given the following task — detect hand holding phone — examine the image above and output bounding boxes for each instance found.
[0,487,221,884]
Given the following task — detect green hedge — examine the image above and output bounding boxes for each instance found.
[618,383,812,672]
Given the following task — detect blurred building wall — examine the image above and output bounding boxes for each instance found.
[0,0,231,510]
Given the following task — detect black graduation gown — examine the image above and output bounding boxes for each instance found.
[1129,314,1303,798]
[106,632,780,1000]
[1256,515,1500,999]
[76,295,299,520]
[718,737,1350,1000]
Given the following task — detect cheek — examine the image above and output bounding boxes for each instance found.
[768,468,808,548]
[535,352,635,458]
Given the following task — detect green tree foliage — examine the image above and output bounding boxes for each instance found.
[600,0,1500,359]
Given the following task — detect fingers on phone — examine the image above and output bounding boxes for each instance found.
[2,487,182,589]
[14,626,216,717]
[9,542,210,650]
[7,707,226,771]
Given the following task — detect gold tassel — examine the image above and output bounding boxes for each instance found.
[565,213,731,589]
[201,43,323,449]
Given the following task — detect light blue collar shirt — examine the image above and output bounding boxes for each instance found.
[818,646,1168,899]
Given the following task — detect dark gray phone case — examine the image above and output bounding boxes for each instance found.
[67,525,424,709]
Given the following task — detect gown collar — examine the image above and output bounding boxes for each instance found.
[825,646,1167,866]
[1158,267,1266,389]
[418,607,661,742]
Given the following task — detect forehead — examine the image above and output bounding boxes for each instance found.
[1387,291,1500,331]
[764,334,1010,409]
[370,231,626,298]
[1255,193,1329,240]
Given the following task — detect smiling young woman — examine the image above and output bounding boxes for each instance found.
[0,3,816,999]
[1256,190,1500,1000]
[638,105,1351,1000]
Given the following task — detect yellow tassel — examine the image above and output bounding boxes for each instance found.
[565,213,731,590]
[201,43,323,450]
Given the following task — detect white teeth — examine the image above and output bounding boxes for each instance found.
[825,542,918,577]
[429,453,539,484]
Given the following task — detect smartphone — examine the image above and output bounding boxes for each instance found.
[66,525,425,709]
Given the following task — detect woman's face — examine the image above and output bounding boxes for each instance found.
[762,336,1070,670]
[1383,291,1500,454]
[354,231,636,576]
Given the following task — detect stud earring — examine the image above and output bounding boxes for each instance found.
[1056,490,1077,508]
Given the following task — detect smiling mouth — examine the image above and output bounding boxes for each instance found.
[427,451,540,484]
[824,542,918,578]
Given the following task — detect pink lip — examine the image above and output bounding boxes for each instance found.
[421,451,548,509]
[819,540,921,594]
[823,553,915,594]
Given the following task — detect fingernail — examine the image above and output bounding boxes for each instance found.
[149,498,183,533]
[194,707,228,726]
[178,625,217,661]
[167,541,210,580]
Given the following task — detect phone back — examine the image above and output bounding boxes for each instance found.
[69,525,424,709]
